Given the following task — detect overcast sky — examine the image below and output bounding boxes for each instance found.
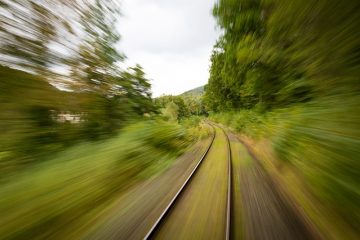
[117,0,220,97]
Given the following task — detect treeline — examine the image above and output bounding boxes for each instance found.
[0,1,153,171]
[205,0,359,111]
[155,95,207,121]
[205,0,360,234]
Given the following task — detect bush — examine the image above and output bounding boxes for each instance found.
[211,100,360,228]
[0,120,190,239]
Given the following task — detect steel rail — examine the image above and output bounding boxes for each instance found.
[221,125,232,240]
[143,123,216,240]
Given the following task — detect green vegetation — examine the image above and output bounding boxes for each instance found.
[155,94,207,122]
[155,93,209,142]
[0,1,154,176]
[205,0,360,235]
[1,0,359,238]
[0,121,191,239]
[0,1,209,239]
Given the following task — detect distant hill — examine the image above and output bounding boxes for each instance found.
[180,85,204,97]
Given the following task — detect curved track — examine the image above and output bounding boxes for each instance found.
[88,123,317,240]
[144,124,232,240]
[143,124,316,240]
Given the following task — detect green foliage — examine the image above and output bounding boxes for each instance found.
[206,0,360,110]
[0,1,155,173]
[207,0,360,230]
[180,116,210,141]
[156,95,188,119]
[0,121,190,239]
[211,101,360,228]
[210,110,265,138]
[156,94,207,120]
[162,101,179,122]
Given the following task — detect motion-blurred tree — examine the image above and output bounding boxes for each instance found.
[206,0,360,229]
[0,0,156,169]
[122,64,153,115]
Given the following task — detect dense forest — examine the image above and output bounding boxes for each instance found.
[204,0,360,234]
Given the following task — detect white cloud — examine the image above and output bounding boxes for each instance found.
[117,0,220,97]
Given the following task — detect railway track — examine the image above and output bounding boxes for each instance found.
[144,123,232,240]
[88,123,316,240]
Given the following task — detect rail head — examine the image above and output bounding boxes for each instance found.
[222,126,232,240]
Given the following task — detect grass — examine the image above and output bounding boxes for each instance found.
[0,120,193,239]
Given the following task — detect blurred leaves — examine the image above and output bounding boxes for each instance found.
[0,121,189,239]
[206,0,360,232]
[0,0,154,172]
[155,94,207,121]
[0,2,196,238]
